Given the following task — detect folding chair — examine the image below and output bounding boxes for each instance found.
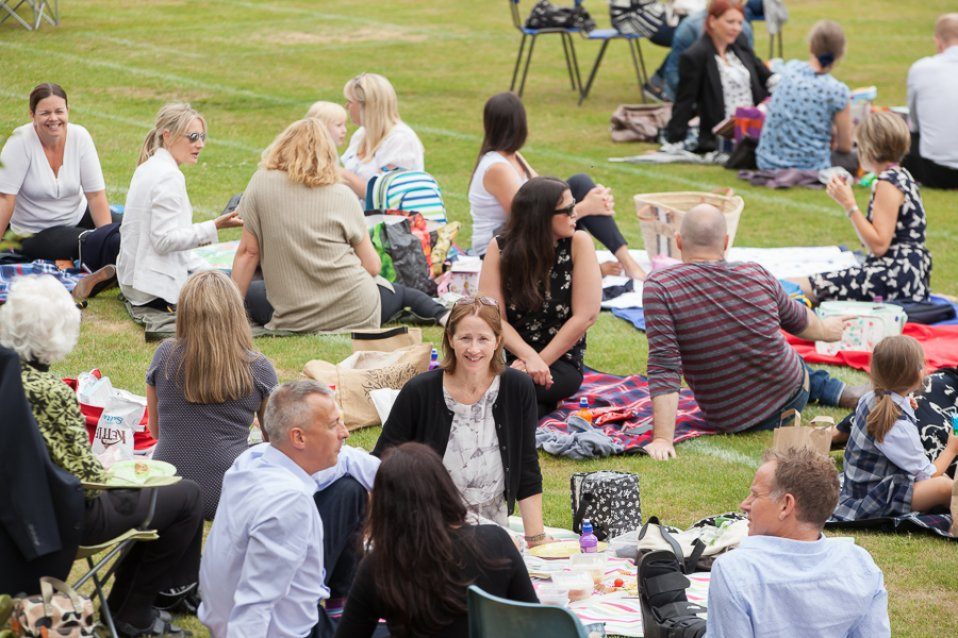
[508,0,583,98]
[0,0,59,30]
[577,28,649,105]
[467,585,590,638]
[72,482,168,638]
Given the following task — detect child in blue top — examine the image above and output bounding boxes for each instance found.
[835,335,957,527]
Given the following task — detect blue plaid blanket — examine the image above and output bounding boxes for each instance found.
[0,261,83,302]
[826,512,955,540]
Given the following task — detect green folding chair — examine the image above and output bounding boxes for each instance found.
[467,585,590,638]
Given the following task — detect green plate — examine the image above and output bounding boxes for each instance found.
[102,459,179,487]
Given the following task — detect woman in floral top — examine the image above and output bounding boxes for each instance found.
[479,177,602,418]
[0,275,202,638]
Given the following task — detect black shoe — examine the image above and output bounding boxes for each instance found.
[72,264,117,303]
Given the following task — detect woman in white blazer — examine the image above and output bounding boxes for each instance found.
[117,104,241,310]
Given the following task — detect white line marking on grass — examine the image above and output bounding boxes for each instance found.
[682,439,761,469]
[98,36,206,59]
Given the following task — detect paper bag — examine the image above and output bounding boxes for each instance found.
[771,409,834,457]
[351,326,422,352]
[303,343,432,429]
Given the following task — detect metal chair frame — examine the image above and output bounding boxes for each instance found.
[577,30,649,105]
[0,0,59,30]
[508,0,583,98]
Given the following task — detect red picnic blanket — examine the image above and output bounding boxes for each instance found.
[785,323,958,373]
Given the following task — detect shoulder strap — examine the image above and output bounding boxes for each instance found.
[572,489,594,534]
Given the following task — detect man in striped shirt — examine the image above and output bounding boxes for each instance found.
[643,204,859,460]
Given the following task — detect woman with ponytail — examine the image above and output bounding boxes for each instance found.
[757,20,856,172]
[834,335,958,523]
[117,103,243,311]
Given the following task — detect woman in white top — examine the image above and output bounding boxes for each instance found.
[469,93,645,280]
[340,73,425,198]
[0,83,119,261]
[117,103,242,310]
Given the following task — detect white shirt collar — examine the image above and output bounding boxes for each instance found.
[153,146,178,168]
[261,444,319,495]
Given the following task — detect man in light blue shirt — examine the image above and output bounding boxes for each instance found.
[198,380,380,638]
[706,448,890,638]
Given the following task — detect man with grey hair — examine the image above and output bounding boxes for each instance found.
[199,380,380,638]
[904,13,958,189]
[640,448,889,637]
[643,204,860,460]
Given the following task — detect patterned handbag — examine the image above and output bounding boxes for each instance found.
[11,577,96,637]
[570,470,642,541]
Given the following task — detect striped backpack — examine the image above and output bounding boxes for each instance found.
[365,170,447,223]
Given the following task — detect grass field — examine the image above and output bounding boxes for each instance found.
[2,1,957,635]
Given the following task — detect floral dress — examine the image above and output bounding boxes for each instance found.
[497,235,585,370]
[810,167,932,302]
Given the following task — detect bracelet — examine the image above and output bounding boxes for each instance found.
[524,532,546,543]
[845,205,860,218]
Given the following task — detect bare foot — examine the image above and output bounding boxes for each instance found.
[600,262,623,277]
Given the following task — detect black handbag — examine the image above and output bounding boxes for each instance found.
[570,470,642,541]
[525,0,595,31]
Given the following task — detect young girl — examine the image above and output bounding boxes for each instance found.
[306,100,349,149]
[834,335,958,527]
[794,111,932,303]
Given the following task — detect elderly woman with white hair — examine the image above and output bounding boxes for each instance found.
[340,73,425,198]
[0,275,203,638]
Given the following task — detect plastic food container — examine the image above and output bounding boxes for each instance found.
[551,570,594,602]
[570,553,608,585]
[537,584,570,607]
[609,536,638,560]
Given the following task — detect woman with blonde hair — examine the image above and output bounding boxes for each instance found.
[231,118,446,332]
[117,103,243,311]
[148,270,278,520]
[306,100,349,148]
[340,73,425,197]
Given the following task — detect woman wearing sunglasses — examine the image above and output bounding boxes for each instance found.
[374,296,550,548]
[479,177,602,418]
[117,103,242,311]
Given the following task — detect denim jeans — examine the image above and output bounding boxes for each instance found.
[747,365,846,432]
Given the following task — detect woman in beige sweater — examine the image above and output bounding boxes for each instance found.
[231,118,447,333]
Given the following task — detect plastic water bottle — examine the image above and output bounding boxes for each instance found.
[577,397,592,424]
[579,520,599,554]
[428,348,440,371]
[951,413,958,436]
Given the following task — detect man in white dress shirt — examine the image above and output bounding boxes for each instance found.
[198,380,380,638]
[904,13,958,190]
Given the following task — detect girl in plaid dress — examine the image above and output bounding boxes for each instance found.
[835,336,958,524]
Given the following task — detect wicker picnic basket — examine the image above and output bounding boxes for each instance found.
[634,191,744,260]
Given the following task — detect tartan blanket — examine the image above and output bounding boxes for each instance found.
[0,260,83,302]
[537,369,717,458]
[826,513,955,540]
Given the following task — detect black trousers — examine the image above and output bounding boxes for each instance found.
[566,173,629,254]
[903,132,958,190]
[82,479,204,627]
[246,280,446,327]
[18,208,122,262]
[535,359,584,419]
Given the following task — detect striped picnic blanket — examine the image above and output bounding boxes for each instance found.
[0,260,83,302]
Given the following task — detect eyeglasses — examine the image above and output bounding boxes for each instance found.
[184,132,207,143]
[455,296,498,308]
[553,200,577,217]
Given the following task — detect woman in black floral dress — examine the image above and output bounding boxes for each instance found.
[796,111,932,303]
[479,177,602,417]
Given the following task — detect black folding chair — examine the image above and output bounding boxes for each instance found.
[508,0,583,97]
[577,28,649,105]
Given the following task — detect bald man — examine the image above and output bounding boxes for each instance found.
[643,205,861,460]
[903,14,958,189]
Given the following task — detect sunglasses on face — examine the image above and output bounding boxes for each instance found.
[184,132,207,143]
[553,200,577,217]
[454,296,498,308]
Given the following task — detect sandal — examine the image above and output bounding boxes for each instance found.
[638,550,707,638]
[115,613,192,638]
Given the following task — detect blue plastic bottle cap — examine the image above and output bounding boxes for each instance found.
[579,397,589,408]
[582,520,593,534]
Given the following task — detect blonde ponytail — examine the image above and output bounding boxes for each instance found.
[865,392,901,443]
[867,335,926,443]
[137,103,207,166]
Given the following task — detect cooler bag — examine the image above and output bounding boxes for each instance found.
[814,301,906,355]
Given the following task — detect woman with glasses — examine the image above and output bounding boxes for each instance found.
[340,73,424,198]
[231,118,447,332]
[479,177,602,418]
[469,92,645,279]
[117,103,242,311]
[373,296,549,548]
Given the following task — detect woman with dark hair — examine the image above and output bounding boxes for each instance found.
[665,0,772,153]
[469,92,645,279]
[0,83,120,263]
[479,177,602,417]
[374,297,548,546]
[335,442,537,638]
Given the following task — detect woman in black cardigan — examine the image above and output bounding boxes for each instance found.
[665,0,772,153]
[373,297,550,548]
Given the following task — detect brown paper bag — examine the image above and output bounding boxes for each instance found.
[351,326,422,352]
[771,409,834,457]
[303,343,432,429]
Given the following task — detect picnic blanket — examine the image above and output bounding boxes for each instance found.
[0,260,84,302]
[191,240,239,271]
[786,323,958,373]
[536,369,715,459]
[123,298,298,341]
[826,513,955,540]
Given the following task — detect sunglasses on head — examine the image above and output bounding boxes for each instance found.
[454,296,498,308]
[184,132,207,143]
[553,200,577,217]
